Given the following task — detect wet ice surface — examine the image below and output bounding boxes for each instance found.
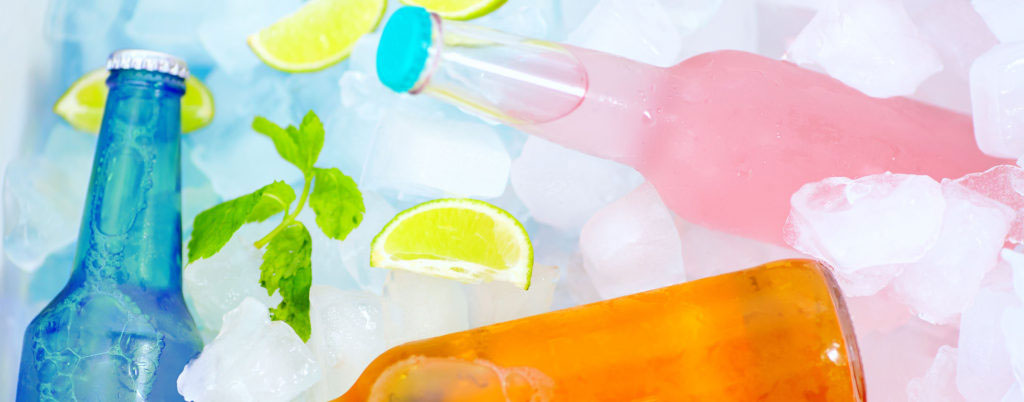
[5,0,1024,400]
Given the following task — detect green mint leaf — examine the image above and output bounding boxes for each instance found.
[248,181,296,223]
[260,222,312,342]
[309,167,364,241]
[186,181,293,264]
[252,116,305,174]
[297,110,325,169]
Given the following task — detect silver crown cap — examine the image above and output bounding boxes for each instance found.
[106,49,189,79]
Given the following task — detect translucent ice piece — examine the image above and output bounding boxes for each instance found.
[124,0,215,66]
[474,0,559,39]
[183,223,282,341]
[956,288,1018,402]
[972,0,1024,43]
[177,298,321,402]
[905,345,962,402]
[197,0,301,77]
[510,137,643,232]
[567,0,686,67]
[857,318,958,401]
[787,0,943,98]
[44,0,124,40]
[338,191,397,293]
[674,214,805,281]
[970,43,1024,159]
[307,285,388,400]
[466,265,559,328]
[955,165,1024,244]
[579,183,686,300]
[383,271,469,344]
[891,181,1013,324]
[785,173,946,272]
[362,110,510,199]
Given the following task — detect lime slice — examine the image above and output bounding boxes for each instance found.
[53,69,214,134]
[248,0,386,72]
[400,0,508,20]
[370,199,534,289]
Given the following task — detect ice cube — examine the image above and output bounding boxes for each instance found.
[1005,384,1024,402]
[955,165,1024,244]
[177,298,321,402]
[186,70,302,200]
[510,137,643,232]
[44,0,124,41]
[786,0,943,98]
[474,0,559,40]
[3,124,95,271]
[362,110,510,199]
[891,181,1013,324]
[972,0,1024,43]
[579,182,686,300]
[755,2,817,59]
[197,0,301,77]
[906,345,962,402]
[857,318,959,401]
[673,213,805,281]
[306,285,387,400]
[845,287,915,334]
[1003,306,1024,400]
[970,43,1024,159]
[183,223,282,340]
[466,265,559,327]
[558,0,600,34]
[784,173,946,280]
[382,271,469,344]
[337,191,396,293]
[567,0,686,67]
[675,0,757,60]
[1005,249,1024,301]
[904,0,998,114]
[956,288,1018,402]
[291,207,360,291]
[124,0,215,66]
[286,67,345,121]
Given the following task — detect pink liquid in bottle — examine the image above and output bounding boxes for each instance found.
[377,8,1005,245]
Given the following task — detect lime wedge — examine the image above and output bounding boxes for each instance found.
[53,69,214,134]
[370,199,534,289]
[248,0,386,73]
[400,0,508,20]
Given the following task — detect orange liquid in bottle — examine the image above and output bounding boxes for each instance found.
[334,259,865,401]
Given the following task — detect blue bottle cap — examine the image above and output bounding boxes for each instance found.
[377,6,434,93]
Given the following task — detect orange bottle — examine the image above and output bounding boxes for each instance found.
[334,259,865,401]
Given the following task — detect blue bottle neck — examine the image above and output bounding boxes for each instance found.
[69,69,185,292]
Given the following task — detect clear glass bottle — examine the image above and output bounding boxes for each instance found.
[16,50,202,401]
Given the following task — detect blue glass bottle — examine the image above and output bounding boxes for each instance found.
[17,50,203,401]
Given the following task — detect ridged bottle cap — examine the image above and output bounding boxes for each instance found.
[106,49,189,79]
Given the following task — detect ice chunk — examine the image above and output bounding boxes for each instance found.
[510,137,643,232]
[674,213,805,281]
[382,271,469,344]
[956,288,1018,402]
[904,0,998,114]
[786,0,943,98]
[756,2,817,59]
[187,70,302,200]
[197,0,301,77]
[184,223,282,340]
[1006,384,1024,402]
[306,286,387,400]
[339,192,396,293]
[972,0,1024,43]
[474,0,559,39]
[44,0,124,40]
[362,110,510,199]
[567,0,686,67]
[177,298,320,402]
[3,124,95,271]
[675,0,757,60]
[857,318,958,401]
[558,0,599,34]
[1006,249,1024,301]
[846,288,914,334]
[466,265,559,328]
[579,183,686,300]
[970,43,1024,159]
[891,182,1013,324]
[784,173,946,281]
[124,0,215,66]
[955,165,1024,244]
[1004,306,1024,399]
[906,345,962,402]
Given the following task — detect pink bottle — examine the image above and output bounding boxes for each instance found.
[376,7,1005,244]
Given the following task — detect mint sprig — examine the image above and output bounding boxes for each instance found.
[187,110,364,342]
